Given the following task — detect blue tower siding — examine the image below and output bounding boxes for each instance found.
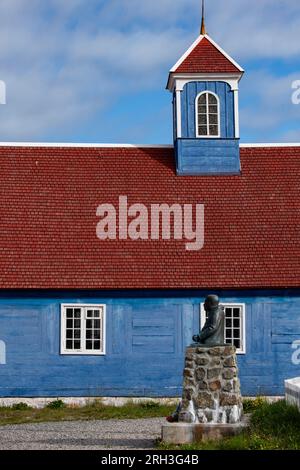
[173,81,240,175]
[0,289,299,398]
[175,139,240,176]
[180,81,235,139]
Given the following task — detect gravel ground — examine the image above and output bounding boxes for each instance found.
[0,418,165,450]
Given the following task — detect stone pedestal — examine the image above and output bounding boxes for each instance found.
[179,345,243,424]
[285,377,300,411]
[162,418,249,445]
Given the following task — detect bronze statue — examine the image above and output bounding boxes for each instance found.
[193,295,225,346]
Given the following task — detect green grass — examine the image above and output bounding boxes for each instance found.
[0,401,175,427]
[158,400,300,450]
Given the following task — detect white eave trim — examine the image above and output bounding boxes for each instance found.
[169,34,244,74]
[0,142,174,149]
[0,142,300,150]
[240,143,300,148]
[167,73,242,92]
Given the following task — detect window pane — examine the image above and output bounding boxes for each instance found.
[66,340,73,350]
[234,339,240,349]
[87,310,93,318]
[93,341,101,350]
[66,330,73,339]
[234,329,240,339]
[66,309,73,318]
[208,94,217,104]
[94,319,100,329]
[198,105,207,114]
[226,308,233,317]
[93,310,100,318]
[86,320,93,329]
[209,114,218,125]
[209,125,218,136]
[74,319,81,328]
[198,126,208,136]
[66,319,73,329]
[199,114,207,125]
[74,309,81,318]
[226,318,232,328]
[74,340,81,349]
[233,318,240,328]
[74,329,81,339]
[86,330,93,339]
[198,94,207,105]
[233,308,240,318]
[94,330,101,340]
[86,341,93,350]
[209,105,218,114]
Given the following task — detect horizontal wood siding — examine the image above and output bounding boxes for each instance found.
[0,290,299,397]
[176,139,240,175]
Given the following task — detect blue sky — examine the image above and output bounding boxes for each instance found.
[0,0,300,144]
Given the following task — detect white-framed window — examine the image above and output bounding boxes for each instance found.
[61,304,106,355]
[200,303,246,354]
[196,91,220,138]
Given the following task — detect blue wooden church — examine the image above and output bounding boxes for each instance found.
[0,11,299,400]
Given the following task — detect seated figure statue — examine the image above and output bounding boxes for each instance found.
[192,294,226,346]
[166,295,226,423]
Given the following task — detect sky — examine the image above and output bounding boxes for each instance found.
[0,0,300,144]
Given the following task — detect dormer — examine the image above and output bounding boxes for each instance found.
[167,19,244,176]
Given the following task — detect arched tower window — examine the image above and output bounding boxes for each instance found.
[196,91,220,138]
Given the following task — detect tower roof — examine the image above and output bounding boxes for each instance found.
[169,34,243,75]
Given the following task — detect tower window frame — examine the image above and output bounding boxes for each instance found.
[195,91,221,138]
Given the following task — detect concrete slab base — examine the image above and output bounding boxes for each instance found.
[161,416,249,445]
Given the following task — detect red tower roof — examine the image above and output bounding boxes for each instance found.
[168,35,243,84]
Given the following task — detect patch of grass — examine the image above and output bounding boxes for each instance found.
[243,396,266,413]
[141,401,160,410]
[46,400,66,410]
[0,401,175,427]
[11,403,33,411]
[158,400,300,450]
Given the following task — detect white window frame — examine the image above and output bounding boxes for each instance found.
[60,304,106,355]
[200,303,246,354]
[195,91,221,139]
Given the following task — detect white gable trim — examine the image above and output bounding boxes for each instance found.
[206,35,244,73]
[169,34,244,74]
[170,35,205,72]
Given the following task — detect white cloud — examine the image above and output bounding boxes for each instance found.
[0,0,299,141]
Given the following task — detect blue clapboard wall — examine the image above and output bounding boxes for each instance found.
[0,289,299,397]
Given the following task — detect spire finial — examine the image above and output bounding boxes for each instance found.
[201,0,206,35]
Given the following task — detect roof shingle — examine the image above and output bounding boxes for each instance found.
[0,145,299,289]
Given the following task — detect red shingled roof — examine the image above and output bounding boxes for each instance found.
[0,145,299,289]
[173,36,242,74]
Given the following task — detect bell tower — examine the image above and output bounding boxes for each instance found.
[167,2,244,175]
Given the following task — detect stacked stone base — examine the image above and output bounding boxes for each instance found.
[179,345,243,424]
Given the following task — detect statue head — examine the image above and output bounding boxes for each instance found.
[204,294,219,312]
